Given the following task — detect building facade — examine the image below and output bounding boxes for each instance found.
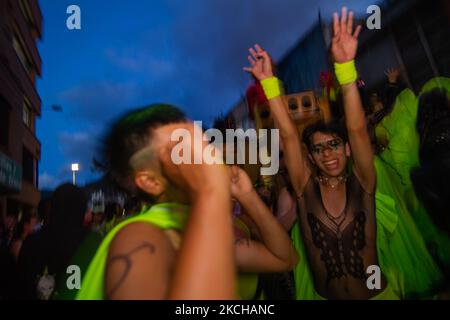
[228,0,450,126]
[0,0,42,218]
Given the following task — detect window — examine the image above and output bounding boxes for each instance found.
[12,33,32,75]
[22,146,35,185]
[22,98,32,129]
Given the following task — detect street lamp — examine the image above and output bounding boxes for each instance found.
[71,163,79,185]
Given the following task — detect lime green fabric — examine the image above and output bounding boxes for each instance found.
[370,284,400,300]
[374,157,442,298]
[76,203,189,300]
[376,79,450,271]
[314,284,400,300]
[412,77,450,268]
[76,202,265,300]
[237,273,260,300]
[420,77,450,95]
[374,79,450,276]
[291,219,316,300]
[233,217,264,300]
[290,156,442,300]
[377,88,419,188]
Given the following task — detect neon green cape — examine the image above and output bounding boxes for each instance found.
[291,156,443,300]
[377,79,450,272]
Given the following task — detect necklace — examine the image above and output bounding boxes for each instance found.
[325,204,348,270]
[316,173,348,189]
[318,175,349,235]
[324,204,347,231]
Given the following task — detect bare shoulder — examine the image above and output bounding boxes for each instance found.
[105,221,176,299]
[108,221,176,261]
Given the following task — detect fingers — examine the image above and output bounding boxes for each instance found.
[244,44,272,75]
[254,44,264,53]
[335,7,360,37]
[254,44,272,61]
[230,165,239,183]
[333,12,340,36]
[353,25,362,39]
[340,7,348,35]
[247,55,256,66]
[347,11,354,34]
[245,48,258,73]
[249,47,259,61]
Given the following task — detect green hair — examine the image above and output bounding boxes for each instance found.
[103,103,186,191]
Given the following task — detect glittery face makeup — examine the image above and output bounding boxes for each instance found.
[311,138,344,155]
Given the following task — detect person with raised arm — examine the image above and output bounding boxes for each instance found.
[76,104,236,300]
[244,7,399,300]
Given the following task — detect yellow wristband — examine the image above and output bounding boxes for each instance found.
[260,77,284,100]
[334,60,358,85]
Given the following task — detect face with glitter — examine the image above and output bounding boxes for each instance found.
[309,132,350,178]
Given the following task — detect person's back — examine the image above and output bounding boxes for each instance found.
[16,183,90,299]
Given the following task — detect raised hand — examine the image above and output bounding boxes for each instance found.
[230,166,254,200]
[385,68,400,84]
[159,123,229,200]
[243,44,274,81]
[331,7,362,63]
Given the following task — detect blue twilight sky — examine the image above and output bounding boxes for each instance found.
[37,0,376,190]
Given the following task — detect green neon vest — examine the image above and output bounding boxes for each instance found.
[76,202,189,300]
[76,202,261,300]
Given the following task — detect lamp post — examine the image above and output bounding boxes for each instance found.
[71,163,79,185]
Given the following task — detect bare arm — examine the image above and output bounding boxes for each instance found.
[105,223,174,299]
[106,124,236,300]
[105,189,235,300]
[231,166,299,273]
[244,45,310,195]
[332,8,375,192]
[275,187,297,231]
[169,189,235,299]
[161,125,236,299]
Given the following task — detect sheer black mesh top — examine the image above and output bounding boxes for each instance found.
[296,172,385,299]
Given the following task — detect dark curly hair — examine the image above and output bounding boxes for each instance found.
[302,120,348,152]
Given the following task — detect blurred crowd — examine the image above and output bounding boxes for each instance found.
[0,7,449,301]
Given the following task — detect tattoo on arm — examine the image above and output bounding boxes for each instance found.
[107,242,156,298]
